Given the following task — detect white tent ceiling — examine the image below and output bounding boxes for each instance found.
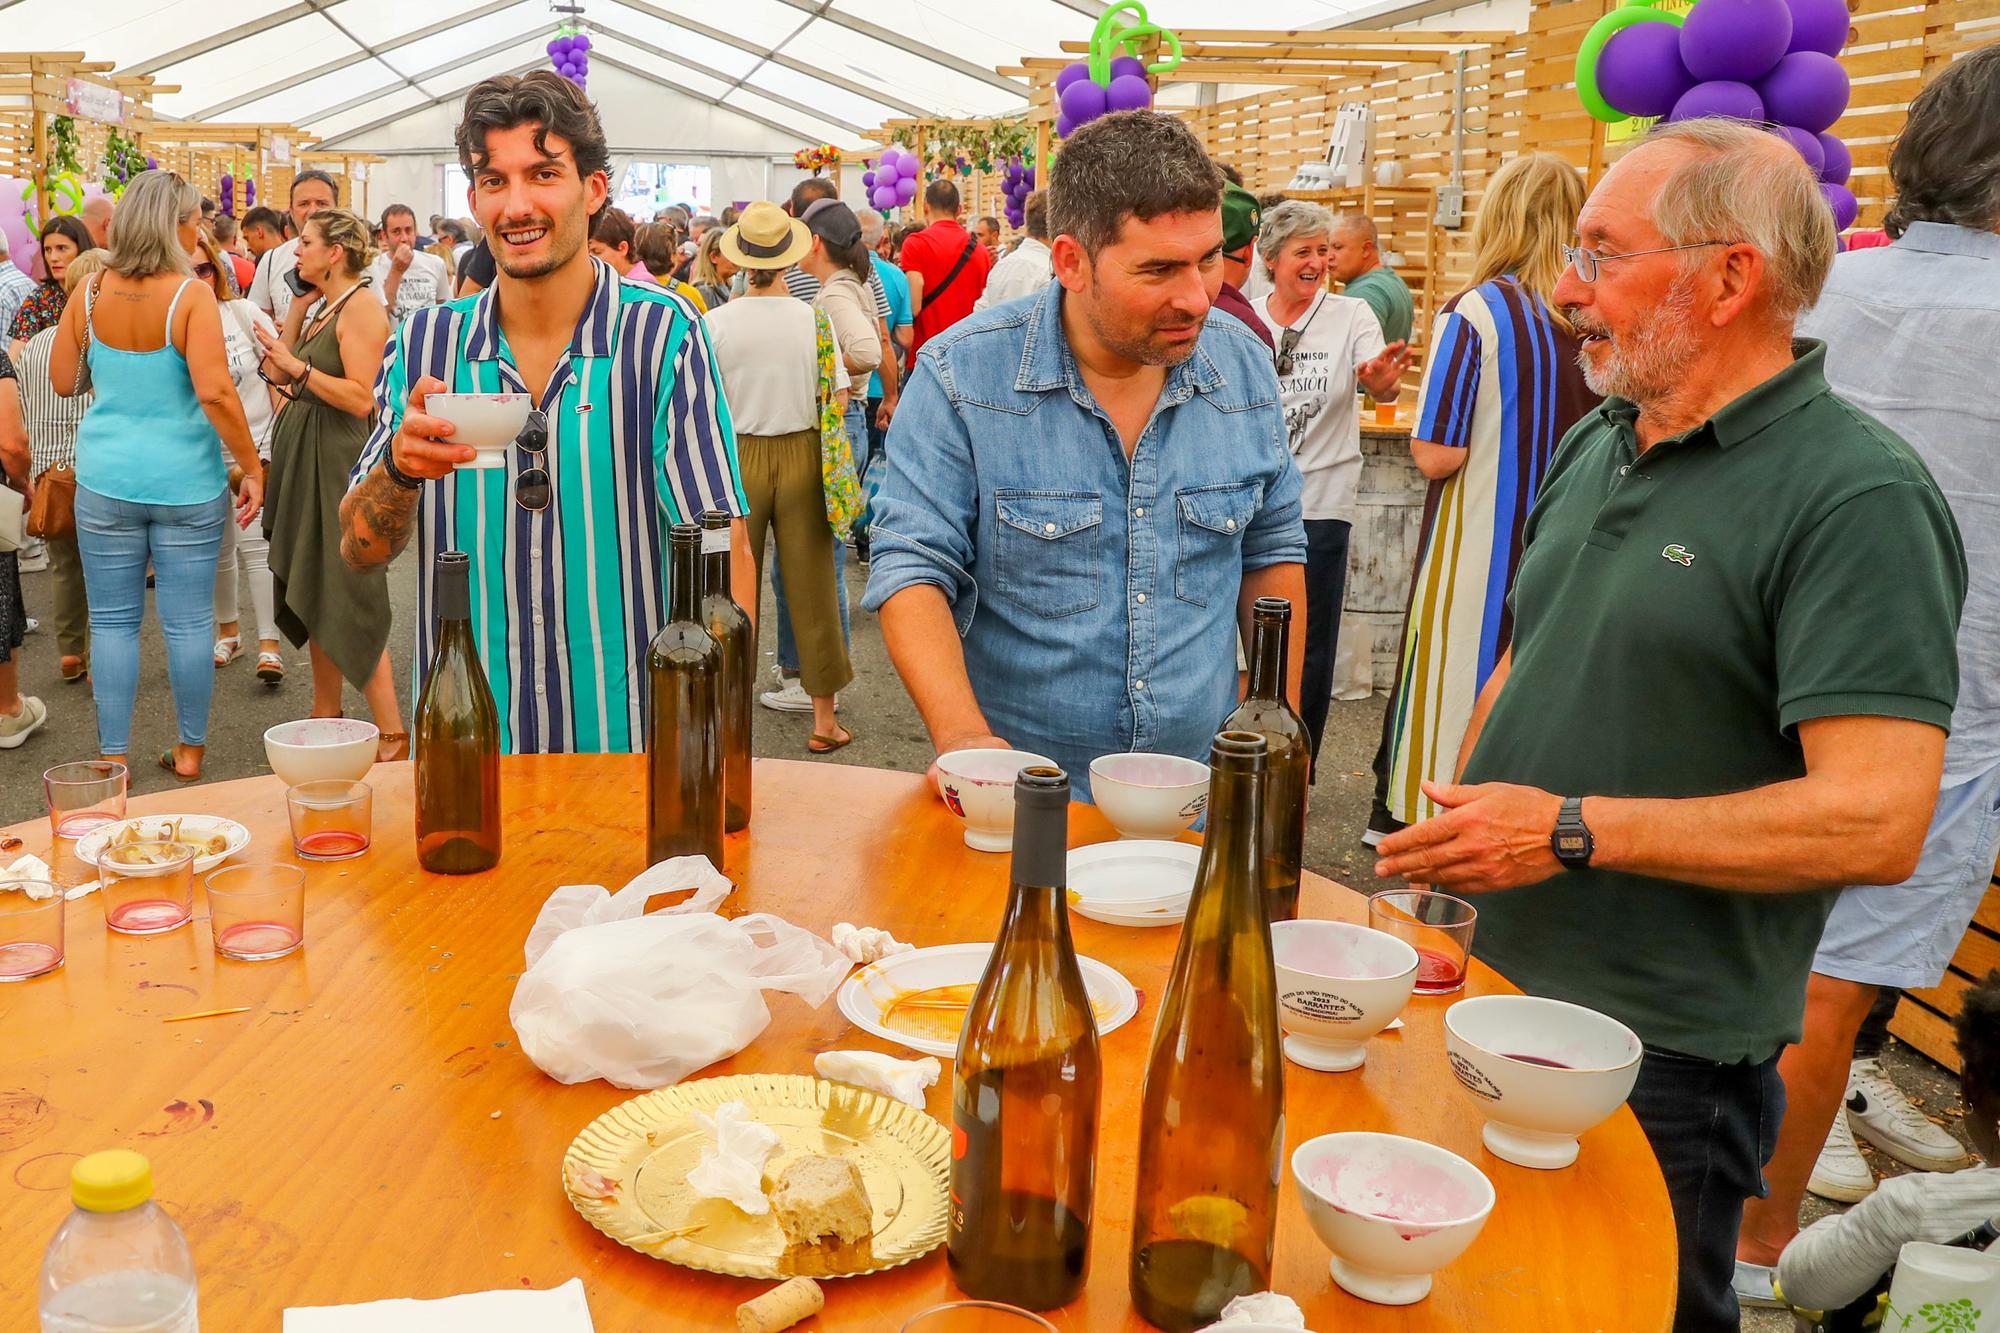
[2,0,1455,149]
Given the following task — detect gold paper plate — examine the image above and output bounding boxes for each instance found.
[562,1073,951,1280]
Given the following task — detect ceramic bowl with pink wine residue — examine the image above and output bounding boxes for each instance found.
[1088,752,1209,839]
[1292,1131,1495,1306]
[1443,994,1643,1170]
[1272,920,1420,1072]
[934,748,1057,852]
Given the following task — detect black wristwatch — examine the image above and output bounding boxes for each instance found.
[382,450,425,492]
[1551,795,1594,870]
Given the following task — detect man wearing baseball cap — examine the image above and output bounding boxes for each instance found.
[1215,181,1274,357]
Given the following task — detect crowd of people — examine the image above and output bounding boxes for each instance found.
[1,54,1996,1331]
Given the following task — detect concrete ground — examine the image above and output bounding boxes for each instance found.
[4,550,1977,1329]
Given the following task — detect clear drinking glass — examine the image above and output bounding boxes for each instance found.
[287,780,372,861]
[97,841,196,936]
[0,881,64,980]
[44,761,128,840]
[1368,888,1478,995]
[206,864,306,961]
[899,1303,1059,1333]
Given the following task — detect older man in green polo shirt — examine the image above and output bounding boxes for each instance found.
[1376,119,1966,1333]
[1329,212,1413,345]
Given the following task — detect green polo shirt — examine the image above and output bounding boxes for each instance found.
[1342,265,1413,345]
[1465,342,1965,1065]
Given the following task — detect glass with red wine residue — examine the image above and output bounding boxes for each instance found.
[1366,889,1477,995]
[286,780,373,861]
[206,864,306,961]
[97,841,196,936]
[43,761,128,841]
[0,881,64,980]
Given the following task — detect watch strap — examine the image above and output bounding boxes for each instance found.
[381,449,425,492]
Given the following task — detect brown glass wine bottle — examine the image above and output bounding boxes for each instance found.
[1128,731,1285,1331]
[1221,596,1309,921]
[414,551,501,874]
[948,766,1101,1310]
[645,524,724,866]
[698,511,753,833]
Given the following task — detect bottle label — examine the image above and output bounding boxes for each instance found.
[701,525,731,556]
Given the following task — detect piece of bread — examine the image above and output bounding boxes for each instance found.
[769,1154,873,1246]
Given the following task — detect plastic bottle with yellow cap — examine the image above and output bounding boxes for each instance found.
[40,1150,199,1331]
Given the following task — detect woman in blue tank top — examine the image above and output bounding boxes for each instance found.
[50,170,265,782]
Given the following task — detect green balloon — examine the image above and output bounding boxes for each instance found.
[1575,1,1686,124]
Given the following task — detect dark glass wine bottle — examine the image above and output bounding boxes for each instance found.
[414,550,501,874]
[1129,731,1285,1331]
[646,523,724,866]
[1221,596,1309,922]
[699,510,753,834]
[948,766,1101,1310]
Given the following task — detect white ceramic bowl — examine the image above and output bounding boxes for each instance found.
[935,748,1057,852]
[1292,1131,1495,1306]
[426,392,532,459]
[1272,920,1419,1072]
[1088,753,1209,839]
[1443,994,1644,1170]
[263,719,380,789]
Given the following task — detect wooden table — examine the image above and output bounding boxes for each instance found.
[0,757,1677,1329]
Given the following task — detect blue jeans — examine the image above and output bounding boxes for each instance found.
[74,485,227,755]
[858,395,889,537]
[773,400,866,678]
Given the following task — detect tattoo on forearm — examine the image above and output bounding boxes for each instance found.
[339,465,420,570]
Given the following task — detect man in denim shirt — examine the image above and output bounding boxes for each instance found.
[863,111,1307,798]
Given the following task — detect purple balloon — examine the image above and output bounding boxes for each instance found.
[895,175,918,204]
[1055,61,1092,93]
[1669,79,1766,122]
[1770,123,1826,175]
[862,170,876,188]
[1597,22,1697,118]
[1757,50,1849,133]
[1059,78,1109,126]
[1106,73,1153,112]
[878,146,900,171]
[1055,113,1076,138]
[1816,131,1852,184]
[572,33,591,52]
[897,154,919,180]
[1109,55,1147,81]
[1821,180,1858,230]
[1785,0,1849,55]
[1680,0,1792,83]
[546,39,562,56]
[872,184,898,210]
[558,35,575,54]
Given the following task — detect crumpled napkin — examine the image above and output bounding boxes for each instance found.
[814,1050,941,1108]
[282,1278,594,1331]
[830,922,913,964]
[1214,1291,1307,1327]
[685,1100,783,1214]
[1,854,56,899]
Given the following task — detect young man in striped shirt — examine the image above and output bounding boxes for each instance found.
[338,71,751,755]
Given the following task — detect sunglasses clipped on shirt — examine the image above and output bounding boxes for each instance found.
[513,409,551,511]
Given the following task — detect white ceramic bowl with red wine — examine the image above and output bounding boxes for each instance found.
[1271,920,1420,1071]
[425,392,532,464]
[934,748,1057,852]
[263,719,379,789]
[1087,752,1209,839]
[1292,1131,1495,1305]
[1442,994,1643,1170]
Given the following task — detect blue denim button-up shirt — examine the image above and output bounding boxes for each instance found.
[862,281,1306,798]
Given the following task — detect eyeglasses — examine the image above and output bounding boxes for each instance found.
[193,261,215,280]
[1277,327,1303,378]
[1561,240,1739,283]
[513,410,551,512]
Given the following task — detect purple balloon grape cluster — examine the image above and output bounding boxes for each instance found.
[1000,157,1038,230]
[865,146,921,212]
[546,32,591,90]
[1053,54,1152,138]
[1593,0,1856,228]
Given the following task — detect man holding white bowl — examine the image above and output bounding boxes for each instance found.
[338,72,752,754]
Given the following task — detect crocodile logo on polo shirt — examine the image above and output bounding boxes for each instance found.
[1661,543,1695,567]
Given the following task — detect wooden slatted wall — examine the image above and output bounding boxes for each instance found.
[1894,865,2000,1073]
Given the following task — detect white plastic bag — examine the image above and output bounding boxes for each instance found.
[509,857,853,1090]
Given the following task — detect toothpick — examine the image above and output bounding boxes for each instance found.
[162,1006,252,1023]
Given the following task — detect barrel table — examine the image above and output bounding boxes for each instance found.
[0,756,1676,1329]
[1343,410,1429,696]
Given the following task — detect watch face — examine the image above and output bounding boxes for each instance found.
[1556,831,1589,858]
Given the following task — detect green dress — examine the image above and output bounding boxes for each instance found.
[264,291,391,689]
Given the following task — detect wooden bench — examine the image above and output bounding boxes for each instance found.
[1890,853,2000,1074]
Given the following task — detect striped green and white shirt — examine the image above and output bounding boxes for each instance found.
[350,259,747,755]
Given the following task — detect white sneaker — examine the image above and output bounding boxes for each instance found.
[17,547,48,573]
[23,616,39,634]
[1732,1259,1784,1310]
[758,678,816,713]
[1808,1108,1877,1202]
[1847,1057,1970,1171]
[0,694,46,748]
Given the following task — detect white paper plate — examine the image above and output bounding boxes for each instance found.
[1066,840,1198,926]
[838,943,1141,1058]
[76,814,251,875]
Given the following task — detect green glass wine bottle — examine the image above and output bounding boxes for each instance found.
[1221,596,1309,921]
[645,523,723,866]
[1128,731,1285,1331]
[414,551,501,874]
[698,511,753,833]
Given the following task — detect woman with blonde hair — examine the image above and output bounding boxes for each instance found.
[691,229,733,310]
[1368,151,1600,841]
[254,206,405,758]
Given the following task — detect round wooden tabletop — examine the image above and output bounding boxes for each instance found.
[0,756,1675,1330]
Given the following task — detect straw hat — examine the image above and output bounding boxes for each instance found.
[718,201,810,270]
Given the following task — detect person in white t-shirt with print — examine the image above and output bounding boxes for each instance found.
[363,204,450,325]
[1253,199,1409,768]
[248,169,339,325]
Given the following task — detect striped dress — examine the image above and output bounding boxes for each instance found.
[1384,277,1598,824]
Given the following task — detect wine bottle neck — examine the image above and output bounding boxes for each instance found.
[1246,614,1289,704]
[1204,759,1266,886]
[669,542,702,621]
[702,549,730,598]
